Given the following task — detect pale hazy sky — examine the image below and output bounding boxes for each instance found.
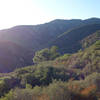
[0,0,100,29]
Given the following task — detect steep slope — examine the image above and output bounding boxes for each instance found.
[0,18,100,72]
[81,30,100,48]
[0,41,33,72]
[0,19,84,72]
[0,18,100,50]
[0,41,100,100]
[55,40,100,75]
[50,24,100,53]
[0,19,83,50]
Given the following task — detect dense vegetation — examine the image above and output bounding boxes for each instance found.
[0,39,100,100]
[81,30,100,48]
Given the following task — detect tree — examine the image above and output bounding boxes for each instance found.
[46,80,71,100]
[33,46,60,63]
[49,46,60,60]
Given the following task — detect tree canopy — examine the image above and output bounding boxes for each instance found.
[33,46,60,63]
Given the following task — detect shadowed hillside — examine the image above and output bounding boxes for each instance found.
[0,41,33,72]
[50,24,100,53]
[0,18,100,72]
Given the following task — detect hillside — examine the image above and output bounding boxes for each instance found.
[0,18,100,50]
[54,40,100,75]
[0,18,100,72]
[0,41,33,72]
[0,40,99,100]
[81,30,100,48]
[50,24,100,53]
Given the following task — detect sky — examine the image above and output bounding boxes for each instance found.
[0,0,100,29]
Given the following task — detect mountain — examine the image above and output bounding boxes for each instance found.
[1,18,100,50]
[0,18,100,72]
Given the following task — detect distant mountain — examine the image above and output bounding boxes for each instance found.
[0,18,100,72]
[1,18,100,50]
[0,19,83,50]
